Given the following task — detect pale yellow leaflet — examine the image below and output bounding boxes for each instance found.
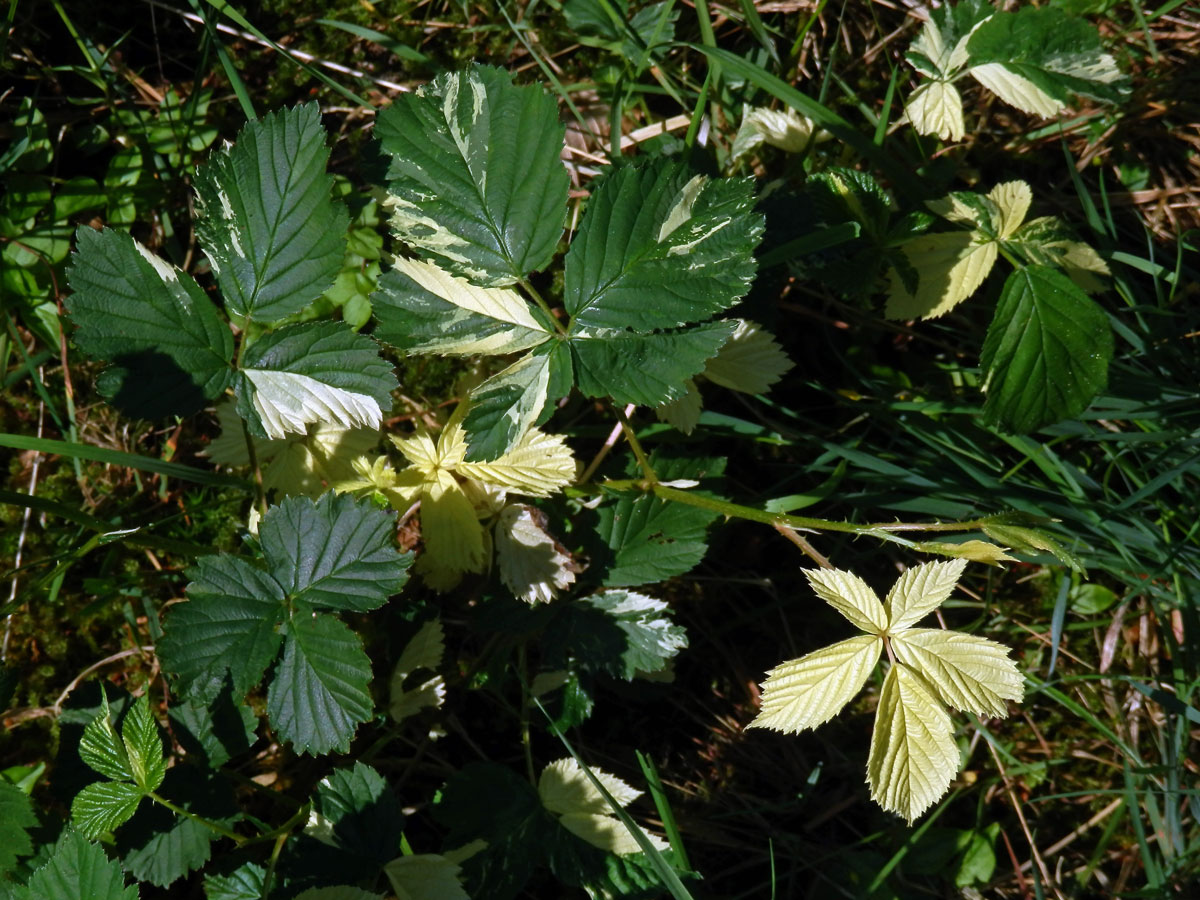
[885,558,968,631]
[905,81,966,142]
[538,758,669,856]
[385,854,471,900]
[495,505,577,604]
[731,106,824,161]
[988,181,1032,239]
[918,539,1017,567]
[886,232,998,320]
[749,634,882,733]
[968,63,1063,117]
[558,812,669,856]
[867,664,959,823]
[703,320,793,395]
[456,426,576,497]
[243,369,383,439]
[891,629,1024,717]
[389,619,447,723]
[419,469,486,581]
[804,567,888,634]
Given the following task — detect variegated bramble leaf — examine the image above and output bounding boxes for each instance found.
[390,619,447,723]
[703,320,793,395]
[885,559,968,631]
[749,634,882,733]
[905,80,966,142]
[803,567,888,634]
[375,65,569,285]
[730,105,823,161]
[891,629,1024,717]
[385,853,471,900]
[453,422,576,497]
[885,231,998,320]
[372,256,552,356]
[537,758,668,856]
[416,469,487,589]
[867,664,959,823]
[495,505,577,604]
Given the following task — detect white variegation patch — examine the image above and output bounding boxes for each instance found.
[906,80,966,141]
[385,195,495,285]
[538,758,669,856]
[133,241,180,284]
[657,175,707,242]
[968,63,1064,117]
[495,504,577,604]
[731,106,826,161]
[243,368,383,439]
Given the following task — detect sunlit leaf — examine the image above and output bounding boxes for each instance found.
[803,567,888,634]
[495,505,577,604]
[885,559,968,631]
[749,634,882,733]
[702,320,793,395]
[892,629,1024,717]
[885,231,998,320]
[905,80,966,141]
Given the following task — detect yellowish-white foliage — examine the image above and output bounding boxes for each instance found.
[749,560,1023,822]
[389,619,447,723]
[538,758,669,856]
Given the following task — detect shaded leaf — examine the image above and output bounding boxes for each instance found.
[0,782,35,875]
[20,830,138,900]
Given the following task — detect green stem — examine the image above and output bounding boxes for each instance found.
[241,419,268,517]
[520,279,567,336]
[149,792,246,845]
[518,642,536,786]
[614,407,656,483]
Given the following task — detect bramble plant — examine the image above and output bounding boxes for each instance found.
[8,0,1195,896]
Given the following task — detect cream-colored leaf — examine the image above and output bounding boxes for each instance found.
[987,181,1032,239]
[804,568,888,634]
[390,619,447,722]
[389,430,442,474]
[456,426,576,497]
[919,539,1017,567]
[539,758,642,815]
[868,664,959,823]
[886,232,998,320]
[558,811,670,856]
[390,256,549,355]
[969,63,1064,117]
[495,504,577,604]
[703,320,793,395]
[656,379,702,434]
[384,853,471,900]
[748,634,882,734]
[243,369,383,439]
[418,470,486,589]
[731,106,821,161]
[892,628,1024,717]
[1048,239,1111,293]
[906,81,966,142]
[262,423,380,498]
[885,558,967,631]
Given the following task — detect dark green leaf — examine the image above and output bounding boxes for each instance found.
[168,683,258,770]
[20,830,138,900]
[70,782,145,838]
[571,321,735,407]
[980,265,1112,432]
[78,694,132,783]
[117,768,237,888]
[235,321,397,439]
[433,763,553,900]
[301,762,405,872]
[259,493,411,612]
[375,65,568,285]
[204,862,265,900]
[546,590,686,680]
[564,161,762,331]
[267,614,373,755]
[65,227,233,418]
[0,782,36,875]
[194,103,349,322]
[157,555,286,704]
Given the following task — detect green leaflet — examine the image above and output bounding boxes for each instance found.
[563,0,678,60]
[571,321,736,407]
[204,863,266,900]
[0,782,35,876]
[375,65,569,285]
[9,830,139,900]
[980,265,1112,433]
[235,321,397,439]
[299,762,406,872]
[563,161,762,331]
[71,782,145,838]
[194,103,349,322]
[158,495,411,754]
[259,493,412,612]
[64,227,233,418]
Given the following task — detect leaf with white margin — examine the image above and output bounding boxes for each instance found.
[390,619,447,723]
[868,664,959,823]
[885,558,968,631]
[372,255,552,356]
[885,231,998,320]
[495,504,577,604]
[803,567,887,634]
[907,0,993,78]
[1007,216,1110,294]
[461,344,562,462]
[384,853,471,900]
[988,181,1031,239]
[538,758,669,856]
[703,320,793,394]
[235,322,396,439]
[194,103,348,322]
[891,629,1024,717]
[905,80,966,142]
[749,634,882,733]
[375,65,568,285]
